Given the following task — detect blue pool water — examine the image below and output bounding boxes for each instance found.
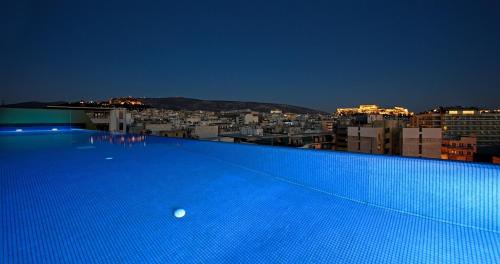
[1,130,499,263]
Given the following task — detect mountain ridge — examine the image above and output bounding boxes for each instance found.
[141,97,327,114]
[3,97,328,114]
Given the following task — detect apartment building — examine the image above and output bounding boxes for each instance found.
[413,108,500,147]
[410,111,443,128]
[347,120,403,155]
[321,120,334,132]
[234,112,259,125]
[443,109,500,147]
[335,115,373,151]
[441,136,477,162]
[348,126,384,154]
[402,128,442,159]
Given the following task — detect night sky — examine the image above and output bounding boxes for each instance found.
[1,0,499,112]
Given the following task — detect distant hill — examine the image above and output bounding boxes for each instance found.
[2,101,68,108]
[3,97,327,114]
[141,97,327,114]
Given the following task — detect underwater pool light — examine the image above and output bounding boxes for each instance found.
[173,208,186,218]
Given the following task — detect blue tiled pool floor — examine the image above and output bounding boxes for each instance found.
[1,131,499,263]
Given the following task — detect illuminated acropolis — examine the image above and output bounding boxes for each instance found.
[109,97,143,106]
[336,105,412,116]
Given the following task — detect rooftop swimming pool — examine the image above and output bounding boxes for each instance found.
[1,129,499,263]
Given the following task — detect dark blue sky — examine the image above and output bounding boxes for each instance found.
[1,0,499,112]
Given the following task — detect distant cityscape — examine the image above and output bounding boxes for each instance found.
[8,96,499,164]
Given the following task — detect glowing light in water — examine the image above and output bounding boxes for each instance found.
[173,208,186,218]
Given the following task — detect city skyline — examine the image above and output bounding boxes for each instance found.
[5,95,499,115]
[2,1,500,112]
[1,2,499,262]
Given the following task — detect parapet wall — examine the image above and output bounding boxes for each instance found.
[0,107,95,129]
